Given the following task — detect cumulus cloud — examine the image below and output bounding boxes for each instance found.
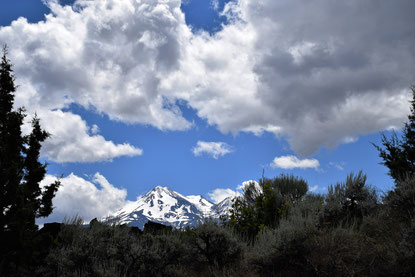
[38,172,129,224]
[192,141,233,159]
[163,21,263,135]
[1,0,414,157]
[237,0,413,155]
[2,0,192,128]
[208,188,241,204]
[271,155,320,170]
[37,110,142,162]
[0,0,189,162]
[166,0,414,155]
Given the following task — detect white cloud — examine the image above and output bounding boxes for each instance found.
[309,185,318,192]
[210,0,219,11]
[209,180,259,204]
[329,162,345,171]
[6,0,192,129]
[192,141,233,159]
[163,21,263,135]
[1,0,414,158]
[90,124,100,135]
[210,178,323,204]
[271,155,320,170]
[165,0,414,155]
[38,172,129,224]
[39,110,142,163]
[208,188,241,204]
[0,0,189,162]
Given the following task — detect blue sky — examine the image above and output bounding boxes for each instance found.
[1,0,413,222]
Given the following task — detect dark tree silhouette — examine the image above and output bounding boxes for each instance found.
[374,86,415,182]
[0,46,60,275]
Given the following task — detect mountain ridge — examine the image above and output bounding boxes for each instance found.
[102,186,236,229]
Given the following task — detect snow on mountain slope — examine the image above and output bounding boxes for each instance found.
[186,194,215,215]
[214,196,235,215]
[103,186,236,229]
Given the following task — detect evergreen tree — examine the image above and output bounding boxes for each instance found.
[0,46,60,275]
[229,174,308,239]
[374,86,415,182]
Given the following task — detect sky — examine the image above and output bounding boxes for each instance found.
[0,0,414,223]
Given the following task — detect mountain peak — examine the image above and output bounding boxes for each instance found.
[104,186,237,229]
[153,185,169,191]
[144,186,173,197]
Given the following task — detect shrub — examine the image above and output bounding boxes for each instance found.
[384,176,415,223]
[247,198,322,276]
[40,220,192,277]
[324,171,378,227]
[229,174,309,240]
[189,222,243,271]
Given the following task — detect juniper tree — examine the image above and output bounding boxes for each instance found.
[374,86,415,182]
[0,46,60,274]
[229,174,308,239]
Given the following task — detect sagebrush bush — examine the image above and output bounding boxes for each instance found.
[189,221,244,270]
[40,221,189,277]
[324,171,378,227]
[35,174,415,276]
[247,199,320,277]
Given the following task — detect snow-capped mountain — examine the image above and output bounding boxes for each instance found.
[103,186,236,229]
[213,196,235,215]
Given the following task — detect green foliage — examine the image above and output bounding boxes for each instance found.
[398,217,415,273]
[39,221,249,277]
[248,206,318,276]
[228,182,263,239]
[0,46,60,275]
[41,221,187,277]
[229,174,308,239]
[33,176,415,276]
[270,174,308,203]
[384,175,415,222]
[189,221,243,270]
[324,171,378,226]
[374,86,415,182]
